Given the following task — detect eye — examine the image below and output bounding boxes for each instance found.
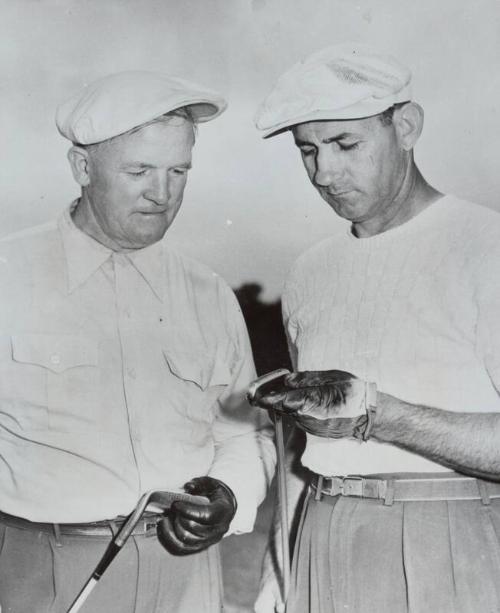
[127,169,148,177]
[171,167,189,176]
[338,142,360,152]
[299,147,315,157]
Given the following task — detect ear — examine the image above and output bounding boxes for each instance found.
[393,102,424,151]
[67,146,91,187]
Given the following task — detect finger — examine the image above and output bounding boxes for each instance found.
[295,414,355,438]
[172,500,214,523]
[157,517,204,555]
[253,389,290,412]
[173,500,228,525]
[172,516,211,545]
[268,388,308,413]
[184,477,216,496]
[286,370,355,388]
[176,513,217,538]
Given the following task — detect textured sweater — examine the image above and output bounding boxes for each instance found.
[283,195,500,475]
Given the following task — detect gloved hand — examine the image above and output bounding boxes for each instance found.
[157,476,237,555]
[251,369,377,440]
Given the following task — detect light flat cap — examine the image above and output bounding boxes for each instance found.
[255,43,412,138]
[56,70,227,144]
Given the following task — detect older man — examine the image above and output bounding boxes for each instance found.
[253,45,500,612]
[0,71,275,613]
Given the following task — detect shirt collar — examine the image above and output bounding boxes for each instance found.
[125,240,165,302]
[58,202,165,301]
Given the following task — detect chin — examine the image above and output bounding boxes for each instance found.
[135,222,171,246]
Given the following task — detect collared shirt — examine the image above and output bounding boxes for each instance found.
[0,204,275,532]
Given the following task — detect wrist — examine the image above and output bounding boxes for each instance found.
[351,381,377,441]
[214,479,238,515]
[370,391,405,442]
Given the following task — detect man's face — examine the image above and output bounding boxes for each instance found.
[83,119,195,250]
[292,116,407,225]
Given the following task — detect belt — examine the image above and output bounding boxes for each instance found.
[0,510,163,539]
[311,473,500,506]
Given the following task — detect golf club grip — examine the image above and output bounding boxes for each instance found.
[93,542,121,579]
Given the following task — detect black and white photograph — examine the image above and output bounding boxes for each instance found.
[1,1,500,611]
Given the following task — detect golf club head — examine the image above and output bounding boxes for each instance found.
[146,490,209,513]
[247,368,291,407]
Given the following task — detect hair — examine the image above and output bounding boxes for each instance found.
[133,106,198,136]
[76,106,197,150]
[378,101,409,126]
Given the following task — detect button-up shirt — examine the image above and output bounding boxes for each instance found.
[0,204,275,533]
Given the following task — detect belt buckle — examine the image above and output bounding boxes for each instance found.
[144,518,159,533]
[341,476,364,497]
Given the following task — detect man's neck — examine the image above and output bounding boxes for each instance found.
[72,195,124,252]
[352,165,443,238]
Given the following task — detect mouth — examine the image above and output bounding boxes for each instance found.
[136,210,168,216]
[325,189,352,197]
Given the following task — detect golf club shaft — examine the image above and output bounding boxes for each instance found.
[274,412,291,600]
[66,542,121,612]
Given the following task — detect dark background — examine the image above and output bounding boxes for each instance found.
[221,283,291,612]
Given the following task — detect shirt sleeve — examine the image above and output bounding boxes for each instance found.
[207,282,276,535]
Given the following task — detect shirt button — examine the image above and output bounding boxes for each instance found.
[50,353,61,365]
[128,368,136,380]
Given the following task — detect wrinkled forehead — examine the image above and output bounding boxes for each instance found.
[85,119,196,170]
[89,114,195,151]
[292,115,383,143]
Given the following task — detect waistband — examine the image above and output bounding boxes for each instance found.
[0,510,162,540]
[311,473,500,506]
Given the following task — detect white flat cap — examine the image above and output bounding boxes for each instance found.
[56,71,227,144]
[255,43,412,138]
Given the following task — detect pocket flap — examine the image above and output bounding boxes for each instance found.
[163,350,231,391]
[11,334,98,374]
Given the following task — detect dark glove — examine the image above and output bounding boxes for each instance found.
[251,369,377,440]
[157,476,237,555]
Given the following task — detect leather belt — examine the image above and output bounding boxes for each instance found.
[311,473,500,506]
[0,510,163,538]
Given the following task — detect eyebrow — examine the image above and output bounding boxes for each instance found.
[122,162,193,169]
[294,132,360,147]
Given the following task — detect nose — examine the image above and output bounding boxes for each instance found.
[313,149,342,188]
[144,171,169,206]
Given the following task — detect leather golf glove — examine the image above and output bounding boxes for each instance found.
[157,476,237,555]
[252,369,377,440]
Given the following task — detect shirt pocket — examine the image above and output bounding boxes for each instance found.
[163,349,232,423]
[11,334,100,432]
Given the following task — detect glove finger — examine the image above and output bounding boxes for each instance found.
[253,389,290,413]
[157,517,204,555]
[172,515,213,545]
[286,370,355,388]
[184,477,217,496]
[176,513,219,538]
[295,414,355,438]
[172,500,215,523]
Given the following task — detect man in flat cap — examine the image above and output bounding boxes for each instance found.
[0,71,275,612]
[253,44,500,612]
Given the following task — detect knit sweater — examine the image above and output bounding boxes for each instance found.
[283,195,500,475]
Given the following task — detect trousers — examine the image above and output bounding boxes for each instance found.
[0,519,223,613]
[287,489,500,613]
